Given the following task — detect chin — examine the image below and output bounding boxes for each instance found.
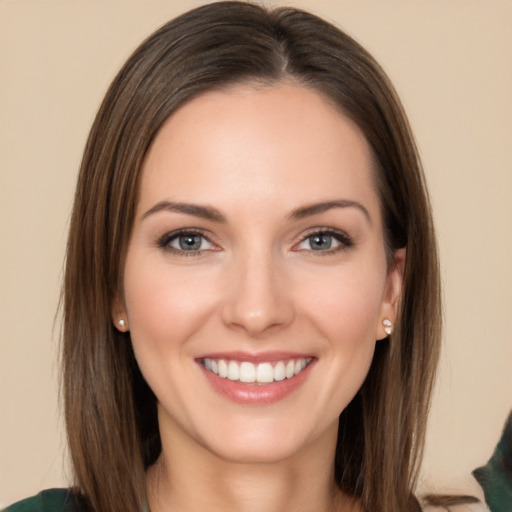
[205,434,307,465]
[194,414,336,466]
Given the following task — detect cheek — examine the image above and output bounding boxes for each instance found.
[297,261,386,345]
[123,254,220,359]
[297,261,386,399]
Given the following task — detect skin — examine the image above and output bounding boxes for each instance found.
[114,83,405,512]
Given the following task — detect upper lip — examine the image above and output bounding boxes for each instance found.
[195,351,315,363]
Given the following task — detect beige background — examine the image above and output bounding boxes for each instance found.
[1,0,511,507]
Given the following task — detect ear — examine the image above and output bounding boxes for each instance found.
[376,247,406,340]
[112,292,129,332]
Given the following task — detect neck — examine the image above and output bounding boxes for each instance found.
[146,421,359,512]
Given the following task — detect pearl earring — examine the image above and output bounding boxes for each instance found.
[118,319,125,328]
[383,318,393,336]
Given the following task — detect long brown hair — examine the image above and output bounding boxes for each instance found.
[62,2,441,511]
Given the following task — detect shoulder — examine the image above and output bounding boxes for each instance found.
[420,476,491,512]
[423,500,489,512]
[2,489,83,512]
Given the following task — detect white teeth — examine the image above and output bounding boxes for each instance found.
[285,360,294,379]
[239,361,256,383]
[203,357,312,384]
[256,363,274,383]
[227,360,239,381]
[218,359,227,378]
[274,361,286,381]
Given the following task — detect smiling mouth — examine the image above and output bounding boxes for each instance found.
[201,357,313,384]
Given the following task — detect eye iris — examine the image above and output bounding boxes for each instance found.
[310,234,332,250]
[179,234,202,250]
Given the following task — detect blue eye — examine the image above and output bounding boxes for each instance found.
[159,230,214,254]
[308,233,334,250]
[176,233,203,251]
[296,230,353,253]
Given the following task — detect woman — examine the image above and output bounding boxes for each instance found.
[4,2,457,511]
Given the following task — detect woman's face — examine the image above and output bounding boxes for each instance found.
[116,83,403,464]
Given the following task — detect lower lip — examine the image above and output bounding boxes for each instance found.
[199,361,315,405]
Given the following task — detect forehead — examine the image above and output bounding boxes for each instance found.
[139,83,380,221]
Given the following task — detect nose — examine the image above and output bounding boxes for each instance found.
[220,251,295,338]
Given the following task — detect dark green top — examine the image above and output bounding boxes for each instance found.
[2,489,80,512]
[473,411,512,512]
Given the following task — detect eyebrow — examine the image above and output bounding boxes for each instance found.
[289,200,371,223]
[141,200,227,223]
[141,198,371,224]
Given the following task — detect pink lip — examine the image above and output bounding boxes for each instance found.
[196,353,316,406]
[196,351,314,363]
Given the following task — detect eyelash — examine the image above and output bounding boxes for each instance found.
[157,229,217,257]
[157,228,354,257]
[293,228,354,255]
